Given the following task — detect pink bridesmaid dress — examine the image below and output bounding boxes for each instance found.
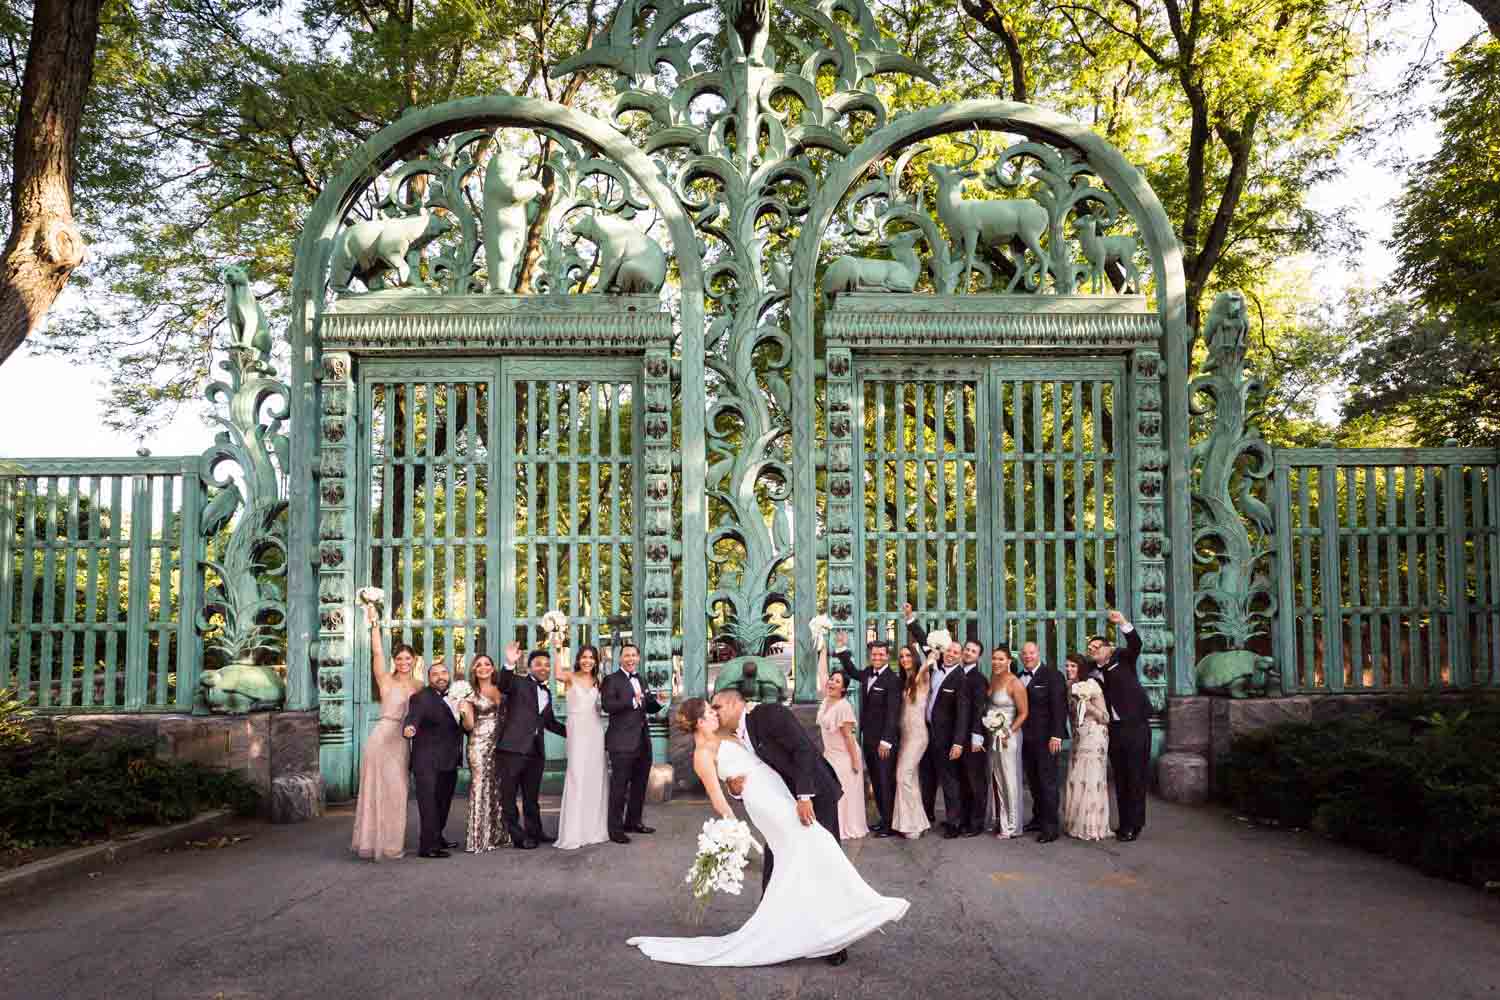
[817,697,869,839]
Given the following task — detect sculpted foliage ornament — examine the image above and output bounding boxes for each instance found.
[1190,290,1278,697]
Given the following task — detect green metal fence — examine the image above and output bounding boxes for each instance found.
[0,457,205,712]
[1272,446,1500,693]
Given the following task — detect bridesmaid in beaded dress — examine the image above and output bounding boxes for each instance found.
[1062,652,1112,841]
[890,641,932,839]
[986,645,1029,838]
[351,602,420,861]
[816,672,868,839]
[553,641,610,850]
[459,653,509,852]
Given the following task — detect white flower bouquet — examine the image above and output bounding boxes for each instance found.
[808,613,834,646]
[982,706,1009,750]
[447,679,473,701]
[357,586,385,608]
[684,817,761,916]
[539,609,569,639]
[924,627,954,654]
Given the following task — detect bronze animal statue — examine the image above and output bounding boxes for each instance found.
[328,210,454,292]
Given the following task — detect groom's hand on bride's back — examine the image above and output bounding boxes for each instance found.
[726,776,746,798]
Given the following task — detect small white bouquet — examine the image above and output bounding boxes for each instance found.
[447,678,473,701]
[924,627,954,654]
[808,613,834,646]
[982,706,1009,750]
[684,817,761,918]
[539,609,568,640]
[357,586,385,607]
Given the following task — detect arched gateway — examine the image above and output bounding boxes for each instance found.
[278,0,1192,797]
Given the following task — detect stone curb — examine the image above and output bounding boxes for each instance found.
[0,809,233,899]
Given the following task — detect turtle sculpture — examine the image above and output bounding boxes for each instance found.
[1194,649,1278,699]
[199,662,287,713]
[713,654,789,704]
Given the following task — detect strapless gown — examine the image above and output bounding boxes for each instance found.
[628,740,909,966]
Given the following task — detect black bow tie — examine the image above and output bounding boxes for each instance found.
[1021,670,1033,677]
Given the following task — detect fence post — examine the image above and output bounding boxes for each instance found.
[1272,461,1297,693]
[0,477,12,691]
[124,469,153,710]
[1318,458,1344,692]
[1444,444,1471,687]
[175,461,205,710]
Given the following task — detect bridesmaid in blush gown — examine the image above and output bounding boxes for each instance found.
[1063,653,1112,841]
[553,641,610,850]
[890,641,932,839]
[351,602,421,861]
[459,653,508,852]
[985,645,1029,838]
[816,673,867,839]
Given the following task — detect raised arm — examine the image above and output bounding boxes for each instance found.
[366,603,387,693]
[1108,609,1143,669]
[694,745,736,820]
[903,603,928,650]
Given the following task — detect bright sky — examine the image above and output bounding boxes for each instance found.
[0,6,1487,461]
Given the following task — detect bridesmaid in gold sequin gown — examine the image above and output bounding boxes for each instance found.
[460,653,509,852]
[351,603,420,861]
[891,642,932,839]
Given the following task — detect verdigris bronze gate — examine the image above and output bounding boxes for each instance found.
[853,357,1129,669]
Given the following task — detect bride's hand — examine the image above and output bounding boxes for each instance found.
[726,775,746,798]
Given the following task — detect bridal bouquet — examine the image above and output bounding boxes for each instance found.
[982,707,1009,750]
[447,678,473,701]
[685,818,759,910]
[924,628,954,655]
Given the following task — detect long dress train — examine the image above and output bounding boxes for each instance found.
[556,683,610,850]
[465,692,508,852]
[816,697,868,840]
[1063,678,1112,841]
[891,684,930,838]
[628,740,909,966]
[351,683,412,860]
[986,686,1026,837]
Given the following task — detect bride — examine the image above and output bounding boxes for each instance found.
[628,698,909,967]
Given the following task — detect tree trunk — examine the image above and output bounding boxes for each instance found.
[1461,0,1500,36]
[0,0,104,366]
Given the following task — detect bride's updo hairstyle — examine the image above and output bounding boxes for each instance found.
[675,697,709,736]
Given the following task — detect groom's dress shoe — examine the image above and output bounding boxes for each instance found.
[1023,821,1041,832]
[624,824,655,834]
[418,849,451,858]
[440,838,460,850]
[825,949,849,967]
[1036,831,1058,844]
[1118,830,1138,842]
[872,829,896,839]
[535,834,557,844]
[610,832,632,845]
[941,824,961,840]
[516,839,539,850]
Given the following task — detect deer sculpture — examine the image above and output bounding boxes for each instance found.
[824,230,923,301]
[930,150,1050,292]
[1075,212,1141,293]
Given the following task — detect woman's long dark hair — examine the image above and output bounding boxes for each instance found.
[897,642,926,702]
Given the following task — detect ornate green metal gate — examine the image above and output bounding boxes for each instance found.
[854,358,1128,669]
[343,357,643,789]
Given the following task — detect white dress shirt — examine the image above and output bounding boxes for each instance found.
[926,665,948,723]
[535,678,549,713]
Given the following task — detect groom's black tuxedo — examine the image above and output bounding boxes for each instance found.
[403,686,462,854]
[494,670,566,845]
[1021,661,1067,837]
[1100,626,1150,837]
[601,669,663,835]
[741,703,841,891]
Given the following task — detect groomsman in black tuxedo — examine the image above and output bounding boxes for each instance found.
[957,639,990,837]
[402,659,463,858]
[496,646,567,849]
[835,638,902,837]
[1019,639,1067,843]
[1090,610,1150,841]
[600,642,664,844]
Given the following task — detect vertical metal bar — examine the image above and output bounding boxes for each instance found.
[58,477,80,707]
[497,368,514,655]
[1298,472,1317,689]
[1071,381,1086,656]
[81,478,102,707]
[465,383,480,654]
[1487,464,1500,686]
[953,380,970,642]
[873,379,887,641]
[1012,380,1027,646]
[1272,465,1297,692]
[423,382,437,663]
[1344,466,1362,690]
[1051,380,1066,666]
[443,382,457,670]
[1385,466,1402,686]
[1404,466,1421,688]
[1445,456,1471,687]
[1091,381,1106,646]
[1424,464,1443,686]
[124,471,153,709]
[37,476,59,708]
[588,381,603,643]
[1365,466,1384,689]
[176,465,204,710]
[915,381,930,624]
[1030,380,1047,657]
[1317,461,1343,692]
[16,479,38,704]
[934,381,949,627]
[401,384,417,651]
[379,384,396,665]
[567,379,582,632]
[0,477,16,694]
[894,383,910,625]
[104,477,122,706]
[154,476,176,706]
[1110,375,1128,653]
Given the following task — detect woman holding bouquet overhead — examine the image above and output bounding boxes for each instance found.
[351,599,420,860]
[985,645,1029,838]
[815,672,868,839]
[1063,653,1111,841]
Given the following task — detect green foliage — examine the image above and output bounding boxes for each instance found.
[1219,696,1500,886]
[0,687,35,749]
[0,739,261,850]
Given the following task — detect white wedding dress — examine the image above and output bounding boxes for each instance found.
[628,739,909,966]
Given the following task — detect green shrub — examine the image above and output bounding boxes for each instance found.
[0,687,34,750]
[1219,695,1500,886]
[0,739,261,849]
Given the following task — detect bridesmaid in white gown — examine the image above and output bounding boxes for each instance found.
[628,700,909,967]
[553,642,610,850]
[985,646,1029,838]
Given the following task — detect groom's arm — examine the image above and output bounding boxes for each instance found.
[600,674,632,715]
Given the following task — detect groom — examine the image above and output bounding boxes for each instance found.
[600,642,665,844]
[709,688,850,967]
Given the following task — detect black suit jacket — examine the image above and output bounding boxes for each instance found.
[961,666,990,744]
[495,671,566,755]
[1100,627,1151,724]
[403,687,463,772]
[600,670,663,755]
[1024,663,1068,743]
[743,703,842,802]
[840,658,903,747]
[927,663,971,752]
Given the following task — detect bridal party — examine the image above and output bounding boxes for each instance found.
[350,597,1150,862]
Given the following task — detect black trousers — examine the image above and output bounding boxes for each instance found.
[608,728,653,835]
[1022,737,1061,835]
[761,791,840,891]
[498,748,545,843]
[1109,720,1151,834]
[412,766,458,854]
[862,735,896,830]
[960,745,989,832]
[919,727,965,828]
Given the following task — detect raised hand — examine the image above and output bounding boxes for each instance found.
[504,641,522,667]
[1107,609,1126,625]
[364,602,379,627]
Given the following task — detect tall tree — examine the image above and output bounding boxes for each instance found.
[0,0,105,364]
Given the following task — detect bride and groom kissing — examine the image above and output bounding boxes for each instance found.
[628,689,909,968]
